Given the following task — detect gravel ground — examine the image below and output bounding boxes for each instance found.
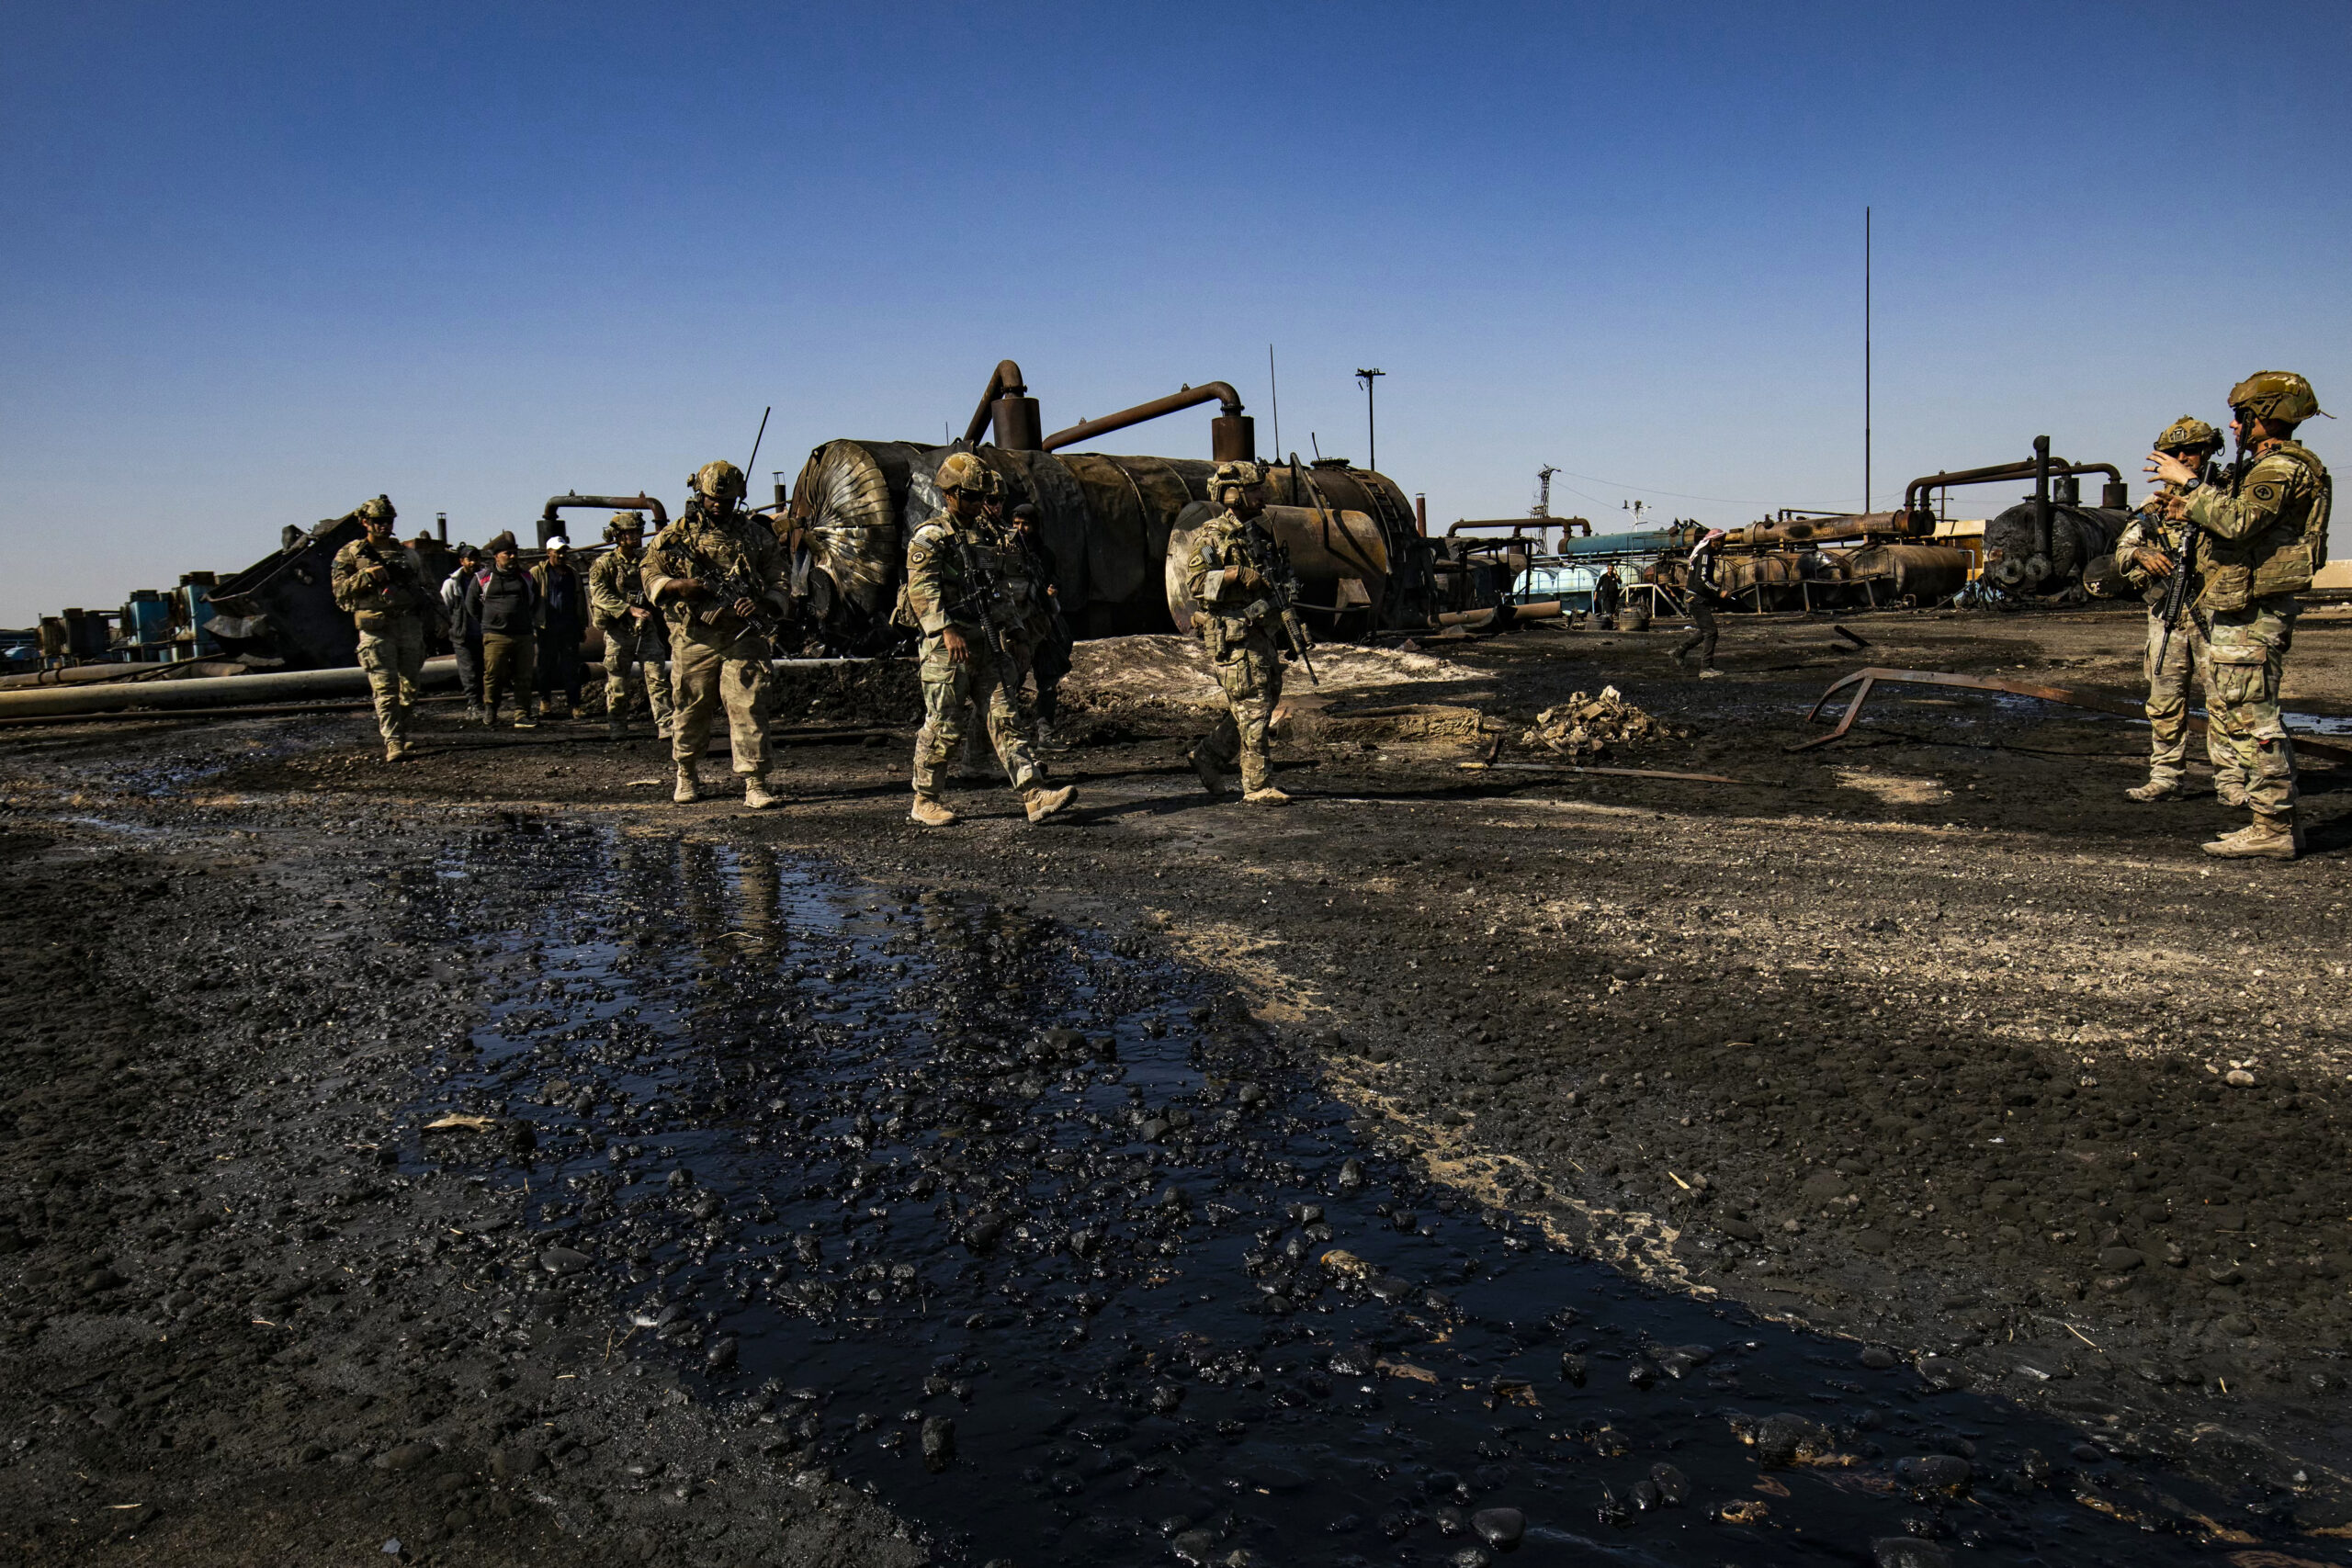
[3,603,2348,1565]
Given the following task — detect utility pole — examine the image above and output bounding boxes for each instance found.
[1268,344,1281,466]
[1864,204,1872,516]
[1355,367,1385,473]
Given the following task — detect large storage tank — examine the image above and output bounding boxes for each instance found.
[786,439,1424,652]
[1980,502,2129,596]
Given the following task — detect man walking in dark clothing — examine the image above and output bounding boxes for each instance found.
[532,537,588,720]
[465,532,541,728]
[1672,529,1729,677]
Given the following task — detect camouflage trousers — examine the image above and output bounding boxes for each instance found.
[2205,598,2299,819]
[912,636,1041,796]
[356,617,426,744]
[671,626,771,775]
[2140,611,2231,788]
[596,615,672,728]
[481,632,537,716]
[1196,637,1284,792]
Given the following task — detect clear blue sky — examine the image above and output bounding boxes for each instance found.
[4,2,2346,625]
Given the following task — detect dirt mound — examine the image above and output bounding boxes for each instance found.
[1518,685,1675,759]
[1066,634,1483,708]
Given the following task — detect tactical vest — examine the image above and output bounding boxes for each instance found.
[2203,441,2331,611]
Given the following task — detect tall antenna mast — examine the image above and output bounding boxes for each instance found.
[1864,205,1872,515]
[1268,344,1281,468]
[1532,465,1556,517]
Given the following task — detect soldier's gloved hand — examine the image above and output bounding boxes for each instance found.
[942,626,973,665]
[1230,566,1262,591]
[730,596,758,620]
[2132,547,2173,579]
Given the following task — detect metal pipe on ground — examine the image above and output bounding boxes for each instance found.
[0,659,466,719]
[1435,600,1566,629]
[0,659,254,690]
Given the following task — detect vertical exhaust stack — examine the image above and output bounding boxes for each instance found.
[2032,434,2052,570]
[966,360,1044,451]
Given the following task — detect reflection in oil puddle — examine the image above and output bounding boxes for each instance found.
[408,821,2266,1567]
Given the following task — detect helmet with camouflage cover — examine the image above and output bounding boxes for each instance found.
[2154,415,2222,454]
[605,510,648,540]
[356,495,397,524]
[2226,371,2328,425]
[980,465,1007,498]
[693,460,748,502]
[1208,460,1265,504]
[934,451,989,494]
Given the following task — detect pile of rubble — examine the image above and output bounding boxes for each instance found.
[1519,686,1670,759]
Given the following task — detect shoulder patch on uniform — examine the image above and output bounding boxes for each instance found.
[2251,482,2279,503]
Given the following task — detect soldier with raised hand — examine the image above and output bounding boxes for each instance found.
[902,451,1074,828]
[329,495,434,761]
[2150,371,2335,860]
[589,512,673,740]
[643,461,790,808]
[2114,417,2232,804]
[1183,460,1306,806]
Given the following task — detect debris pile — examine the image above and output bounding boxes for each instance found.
[1520,685,1670,759]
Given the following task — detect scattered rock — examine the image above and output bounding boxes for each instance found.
[1470,1506,1525,1551]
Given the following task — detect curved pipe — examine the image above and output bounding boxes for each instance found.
[964,360,1027,445]
[1042,382,1243,452]
[1445,518,1590,540]
[1900,456,2120,519]
[540,493,670,528]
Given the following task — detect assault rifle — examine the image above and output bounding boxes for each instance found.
[2151,517,2200,676]
[677,526,791,643]
[1233,520,1317,684]
[950,532,1010,657]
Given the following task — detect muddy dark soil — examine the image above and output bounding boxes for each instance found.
[3,604,2349,1566]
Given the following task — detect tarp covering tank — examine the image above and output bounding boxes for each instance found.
[785,441,1425,652]
[1980,502,2129,596]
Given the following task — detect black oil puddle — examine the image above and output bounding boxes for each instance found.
[403,820,2292,1568]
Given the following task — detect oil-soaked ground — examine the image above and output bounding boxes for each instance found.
[2,607,2349,1566]
[402,819,2265,1567]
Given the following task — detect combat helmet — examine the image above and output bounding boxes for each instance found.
[693,460,749,502]
[934,451,990,493]
[356,495,398,525]
[2227,371,2329,425]
[2154,415,2223,454]
[605,510,648,540]
[1208,460,1265,503]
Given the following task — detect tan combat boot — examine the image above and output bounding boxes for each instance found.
[2203,815,2302,861]
[2125,776,2181,802]
[673,763,701,804]
[1189,747,1230,797]
[910,794,958,828]
[1023,784,1076,824]
[384,739,407,763]
[1243,784,1292,807]
[743,773,780,810]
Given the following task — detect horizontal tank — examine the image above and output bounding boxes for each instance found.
[1980,502,2129,596]
[1838,543,1974,603]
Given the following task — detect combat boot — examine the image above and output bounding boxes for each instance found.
[2125,776,2182,802]
[384,739,407,763]
[743,773,780,810]
[910,795,958,828]
[1699,668,1722,680]
[483,702,502,728]
[1023,784,1076,824]
[2203,816,2302,861]
[1189,747,1230,797]
[673,763,701,805]
[1243,784,1292,807]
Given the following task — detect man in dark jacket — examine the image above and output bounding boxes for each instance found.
[440,545,484,722]
[531,537,588,720]
[1009,503,1074,736]
[465,532,541,728]
[1672,529,1729,676]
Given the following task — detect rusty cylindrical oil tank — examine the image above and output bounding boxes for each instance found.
[1838,543,1974,603]
[786,441,1416,649]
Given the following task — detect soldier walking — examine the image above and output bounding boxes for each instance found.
[589,512,673,740]
[1183,460,1309,806]
[902,451,1075,827]
[328,495,433,761]
[2114,417,2232,803]
[643,461,790,808]
[2150,371,2334,860]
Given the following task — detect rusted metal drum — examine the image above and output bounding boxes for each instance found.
[1163,503,1390,635]
[1841,543,1974,602]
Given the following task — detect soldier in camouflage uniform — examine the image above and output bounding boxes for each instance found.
[1183,460,1310,805]
[2151,371,2335,860]
[902,451,1075,828]
[643,461,789,809]
[328,495,434,761]
[589,512,673,740]
[2114,417,2233,803]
